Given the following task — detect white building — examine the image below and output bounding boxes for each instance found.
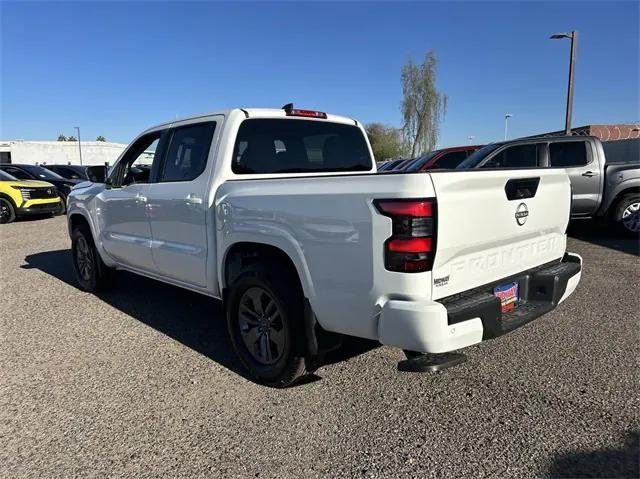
[0,140,128,166]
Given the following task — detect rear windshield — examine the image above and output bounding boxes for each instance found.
[457,143,502,169]
[21,164,65,180]
[405,151,439,172]
[232,119,372,174]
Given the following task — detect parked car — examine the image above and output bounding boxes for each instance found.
[457,136,640,235]
[0,169,61,224]
[404,145,484,172]
[67,105,581,387]
[377,159,405,171]
[44,164,91,181]
[0,164,81,214]
[384,158,415,171]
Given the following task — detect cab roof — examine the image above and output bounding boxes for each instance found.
[143,107,358,134]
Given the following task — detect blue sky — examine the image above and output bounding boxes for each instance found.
[1,1,638,147]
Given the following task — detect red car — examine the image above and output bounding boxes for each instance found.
[403,145,484,172]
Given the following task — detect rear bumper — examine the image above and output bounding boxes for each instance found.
[378,252,582,354]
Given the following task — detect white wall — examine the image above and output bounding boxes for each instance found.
[0,141,127,166]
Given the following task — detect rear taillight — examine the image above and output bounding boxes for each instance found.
[375,199,436,273]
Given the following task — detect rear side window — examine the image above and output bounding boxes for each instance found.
[431,151,468,169]
[57,167,81,179]
[549,141,588,167]
[232,119,372,174]
[484,144,538,168]
[161,122,216,182]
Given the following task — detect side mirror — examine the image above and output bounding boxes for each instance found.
[86,165,107,183]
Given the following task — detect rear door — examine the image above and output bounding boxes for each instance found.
[429,168,571,300]
[547,139,602,216]
[147,118,219,288]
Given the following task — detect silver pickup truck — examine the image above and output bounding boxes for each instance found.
[457,136,640,235]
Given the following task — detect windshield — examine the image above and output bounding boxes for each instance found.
[0,170,18,181]
[457,143,502,169]
[232,119,373,174]
[20,164,65,180]
[404,151,439,172]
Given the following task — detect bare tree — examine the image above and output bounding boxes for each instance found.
[401,51,447,157]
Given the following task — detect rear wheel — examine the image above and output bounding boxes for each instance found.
[71,226,114,292]
[0,198,15,224]
[611,193,640,237]
[403,350,424,360]
[226,261,308,387]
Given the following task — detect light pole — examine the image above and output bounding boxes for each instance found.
[504,113,513,140]
[467,135,475,145]
[550,30,578,135]
[74,126,83,166]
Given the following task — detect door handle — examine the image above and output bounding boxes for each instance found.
[581,171,597,178]
[184,194,203,205]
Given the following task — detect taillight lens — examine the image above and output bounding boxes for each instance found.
[375,199,436,273]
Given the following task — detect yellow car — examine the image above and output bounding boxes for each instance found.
[0,169,62,224]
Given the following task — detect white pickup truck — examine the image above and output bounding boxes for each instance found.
[68,106,582,387]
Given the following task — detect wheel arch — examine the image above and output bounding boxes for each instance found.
[222,241,309,295]
[606,185,640,218]
[221,240,333,357]
[598,174,640,216]
[69,212,92,235]
[0,192,18,209]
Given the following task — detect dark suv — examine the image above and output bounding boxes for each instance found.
[43,164,91,181]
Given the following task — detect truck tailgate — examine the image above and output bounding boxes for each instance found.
[429,169,571,300]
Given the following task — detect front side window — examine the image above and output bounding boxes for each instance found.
[160,122,216,182]
[483,144,538,168]
[110,132,162,187]
[549,141,588,167]
[232,119,372,174]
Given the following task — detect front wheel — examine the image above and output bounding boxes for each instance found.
[226,262,308,387]
[0,198,16,224]
[71,226,114,292]
[58,194,67,215]
[611,193,640,237]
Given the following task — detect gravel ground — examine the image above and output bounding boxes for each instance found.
[1,216,638,478]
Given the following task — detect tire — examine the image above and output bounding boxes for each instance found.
[0,198,16,224]
[58,194,67,215]
[71,225,114,292]
[403,350,424,360]
[610,193,640,237]
[226,261,308,387]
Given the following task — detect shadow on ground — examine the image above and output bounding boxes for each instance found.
[567,220,639,256]
[546,431,639,478]
[22,249,379,384]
